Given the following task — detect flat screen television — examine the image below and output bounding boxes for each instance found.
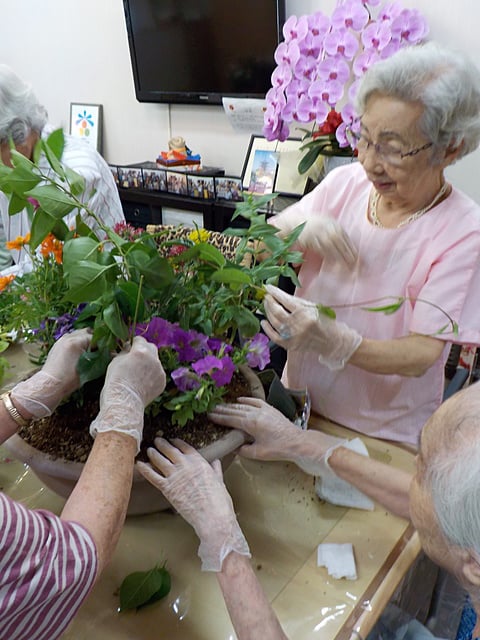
[122,0,286,106]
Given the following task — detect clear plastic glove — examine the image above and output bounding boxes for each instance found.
[11,328,92,418]
[89,336,166,453]
[262,284,362,370]
[209,398,374,509]
[208,396,343,474]
[137,438,250,572]
[279,215,357,266]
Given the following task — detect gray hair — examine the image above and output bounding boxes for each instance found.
[355,42,480,162]
[424,386,480,554]
[0,64,47,145]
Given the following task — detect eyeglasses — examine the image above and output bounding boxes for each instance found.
[346,129,433,167]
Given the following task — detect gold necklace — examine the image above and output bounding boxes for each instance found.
[369,182,450,229]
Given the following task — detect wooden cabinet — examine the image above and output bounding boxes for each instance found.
[119,188,299,232]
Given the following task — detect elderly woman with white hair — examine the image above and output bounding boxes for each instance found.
[260,42,480,448]
[0,64,125,269]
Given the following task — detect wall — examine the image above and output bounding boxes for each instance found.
[1,1,479,200]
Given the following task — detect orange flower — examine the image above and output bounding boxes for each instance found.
[6,233,31,251]
[40,234,63,264]
[0,274,15,292]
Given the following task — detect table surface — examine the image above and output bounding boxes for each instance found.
[1,345,420,640]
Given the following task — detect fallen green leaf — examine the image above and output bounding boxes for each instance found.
[119,564,171,612]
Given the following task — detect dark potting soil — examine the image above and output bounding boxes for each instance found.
[18,372,250,463]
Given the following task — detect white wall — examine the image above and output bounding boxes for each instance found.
[1,1,479,199]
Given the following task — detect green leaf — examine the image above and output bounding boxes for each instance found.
[25,184,77,219]
[29,208,61,249]
[317,304,336,319]
[40,137,66,179]
[45,128,66,160]
[77,347,112,385]
[64,261,113,303]
[103,301,129,341]
[119,565,171,612]
[360,301,404,315]
[8,192,28,215]
[63,236,102,271]
[298,145,323,175]
[210,268,252,286]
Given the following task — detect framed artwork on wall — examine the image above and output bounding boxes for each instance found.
[69,103,103,154]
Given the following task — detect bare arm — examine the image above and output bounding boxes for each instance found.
[326,442,412,519]
[349,334,445,377]
[217,552,288,640]
[61,431,136,574]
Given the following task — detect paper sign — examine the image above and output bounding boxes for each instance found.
[222,97,267,134]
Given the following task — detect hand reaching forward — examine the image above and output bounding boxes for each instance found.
[89,336,166,452]
[262,284,362,370]
[208,397,344,475]
[11,328,93,418]
[279,215,357,266]
[137,438,250,571]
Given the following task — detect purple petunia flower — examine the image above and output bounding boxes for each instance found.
[135,316,174,348]
[192,354,236,387]
[245,333,271,370]
[171,366,201,392]
[172,326,209,362]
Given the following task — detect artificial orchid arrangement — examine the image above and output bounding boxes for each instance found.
[263,0,429,173]
[0,129,303,425]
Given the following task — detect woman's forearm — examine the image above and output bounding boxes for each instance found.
[327,444,412,519]
[217,552,288,640]
[61,431,137,574]
[349,334,445,376]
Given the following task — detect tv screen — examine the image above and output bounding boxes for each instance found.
[123,0,286,105]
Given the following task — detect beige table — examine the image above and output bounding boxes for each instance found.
[1,345,420,639]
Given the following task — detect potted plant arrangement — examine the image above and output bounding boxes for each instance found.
[262,0,429,175]
[0,129,303,513]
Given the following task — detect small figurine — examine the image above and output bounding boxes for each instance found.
[156,136,201,168]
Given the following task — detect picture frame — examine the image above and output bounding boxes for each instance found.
[241,135,310,197]
[246,149,279,195]
[69,103,103,153]
[187,175,215,200]
[214,176,244,202]
[143,168,167,192]
[166,171,188,195]
[117,166,143,189]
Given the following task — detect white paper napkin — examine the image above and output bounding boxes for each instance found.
[317,542,357,580]
[315,437,375,510]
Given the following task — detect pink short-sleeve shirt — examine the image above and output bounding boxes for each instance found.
[272,163,480,445]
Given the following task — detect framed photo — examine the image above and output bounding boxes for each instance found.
[69,103,103,153]
[108,164,119,187]
[166,171,188,195]
[246,149,279,195]
[143,168,167,192]
[241,135,309,197]
[117,166,143,189]
[215,176,243,202]
[187,175,215,200]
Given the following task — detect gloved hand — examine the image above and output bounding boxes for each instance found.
[208,396,343,474]
[278,215,357,266]
[262,284,362,370]
[11,328,92,418]
[89,336,166,453]
[137,438,250,571]
[209,397,374,510]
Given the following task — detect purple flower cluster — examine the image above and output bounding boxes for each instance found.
[135,316,270,392]
[34,304,87,340]
[263,0,429,144]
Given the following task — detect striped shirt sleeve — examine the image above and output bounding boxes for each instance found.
[0,492,98,640]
